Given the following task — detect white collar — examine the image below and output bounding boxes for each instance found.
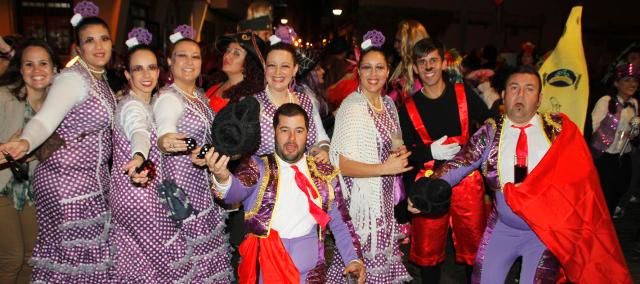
[505,113,541,129]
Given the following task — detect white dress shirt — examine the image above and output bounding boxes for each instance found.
[499,114,552,187]
[214,154,319,239]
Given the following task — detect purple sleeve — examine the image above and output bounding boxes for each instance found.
[433,122,494,187]
[222,156,263,204]
[327,180,363,265]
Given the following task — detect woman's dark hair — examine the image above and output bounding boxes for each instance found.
[74,17,110,46]
[124,44,156,71]
[608,76,638,114]
[266,42,297,64]
[169,38,200,56]
[359,47,388,67]
[210,51,264,103]
[0,38,60,101]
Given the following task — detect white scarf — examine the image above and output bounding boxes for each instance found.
[330,90,397,257]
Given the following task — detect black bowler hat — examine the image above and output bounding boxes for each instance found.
[210,96,261,158]
[215,31,266,69]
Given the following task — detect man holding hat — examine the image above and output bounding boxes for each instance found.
[206,103,366,283]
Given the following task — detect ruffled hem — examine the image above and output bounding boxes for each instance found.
[29,237,115,277]
[166,204,233,283]
[61,215,112,248]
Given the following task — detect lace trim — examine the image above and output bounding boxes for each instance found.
[172,242,232,283]
[59,212,110,230]
[60,190,103,204]
[168,210,229,268]
[29,235,115,276]
[244,156,270,219]
[61,216,112,248]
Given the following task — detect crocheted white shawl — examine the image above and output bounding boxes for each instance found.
[330,90,398,257]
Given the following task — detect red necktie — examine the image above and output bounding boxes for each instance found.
[291,165,331,229]
[511,124,532,166]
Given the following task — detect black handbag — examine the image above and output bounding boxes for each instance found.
[156,179,196,222]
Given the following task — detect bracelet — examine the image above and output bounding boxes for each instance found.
[316,142,330,149]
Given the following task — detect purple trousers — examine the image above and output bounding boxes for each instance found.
[473,192,560,284]
[258,230,319,283]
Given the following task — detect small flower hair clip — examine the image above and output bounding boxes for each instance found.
[269,25,297,46]
[70,0,100,27]
[361,30,385,50]
[126,27,153,49]
[169,24,195,44]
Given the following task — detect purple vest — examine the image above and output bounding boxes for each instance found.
[239,155,338,237]
[591,99,625,153]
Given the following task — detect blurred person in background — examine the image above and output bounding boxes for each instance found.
[0,38,59,284]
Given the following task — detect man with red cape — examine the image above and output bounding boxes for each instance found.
[409,65,632,283]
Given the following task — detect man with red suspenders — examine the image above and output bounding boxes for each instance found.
[397,38,497,283]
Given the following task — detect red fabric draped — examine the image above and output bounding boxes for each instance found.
[504,114,632,284]
[238,230,300,284]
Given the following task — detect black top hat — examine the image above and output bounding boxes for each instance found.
[238,15,272,31]
[210,96,261,157]
[215,31,266,69]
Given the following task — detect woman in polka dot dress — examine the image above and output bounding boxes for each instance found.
[109,29,191,282]
[0,15,117,283]
[152,26,232,283]
[254,26,330,161]
[327,31,413,283]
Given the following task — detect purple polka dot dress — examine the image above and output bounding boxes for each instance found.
[327,97,411,283]
[254,90,319,156]
[155,85,232,283]
[110,93,192,282]
[30,62,116,283]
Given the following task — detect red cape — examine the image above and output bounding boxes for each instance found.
[504,114,632,283]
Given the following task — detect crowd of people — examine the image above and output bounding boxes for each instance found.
[0,0,638,283]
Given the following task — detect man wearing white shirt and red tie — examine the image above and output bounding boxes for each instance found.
[408,66,632,283]
[206,103,365,283]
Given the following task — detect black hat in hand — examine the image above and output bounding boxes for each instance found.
[410,177,452,216]
[210,96,261,158]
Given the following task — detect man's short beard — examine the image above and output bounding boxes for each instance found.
[275,144,305,164]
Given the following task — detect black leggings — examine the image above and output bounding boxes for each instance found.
[595,152,632,215]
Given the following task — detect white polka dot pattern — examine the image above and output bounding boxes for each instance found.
[110,94,194,282]
[156,86,232,283]
[29,63,117,283]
